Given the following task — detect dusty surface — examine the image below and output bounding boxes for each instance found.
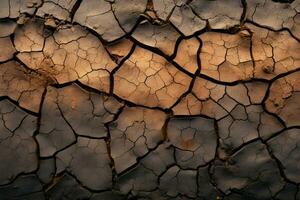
[0,0,299,199]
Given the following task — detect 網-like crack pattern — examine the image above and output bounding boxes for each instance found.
[0,0,299,199]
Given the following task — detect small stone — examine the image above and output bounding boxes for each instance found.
[45,17,56,28]
[263,65,274,74]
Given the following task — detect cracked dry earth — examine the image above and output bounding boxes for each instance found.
[0,0,300,200]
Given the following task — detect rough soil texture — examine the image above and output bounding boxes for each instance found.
[0,0,300,199]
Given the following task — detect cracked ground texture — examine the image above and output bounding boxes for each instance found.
[0,0,300,199]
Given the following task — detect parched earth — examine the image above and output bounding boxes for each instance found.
[0,0,299,199]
